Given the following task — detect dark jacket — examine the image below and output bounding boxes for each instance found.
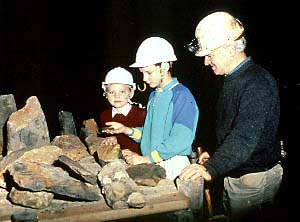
[205,58,281,179]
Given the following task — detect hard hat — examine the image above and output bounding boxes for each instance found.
[102,67,136,91]
[130,37,177,68]
[195,11,244,57]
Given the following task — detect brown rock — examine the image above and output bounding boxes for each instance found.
[126,163,166,186]
[7,96,50,154]
[98,159,145,209]
[58,111,77,136]
[80,118,99,140]
[9,161,102,201]
[57,155,97,185]
[51,135,90,161]
[9,186,54,209]
[0,146,63,188]
[95,143,121,164]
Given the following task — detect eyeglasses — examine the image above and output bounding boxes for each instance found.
[106,90,130,97]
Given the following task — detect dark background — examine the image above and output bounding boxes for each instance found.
[0,0,290,219]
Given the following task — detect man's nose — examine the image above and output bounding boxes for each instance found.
[204,56,210,66]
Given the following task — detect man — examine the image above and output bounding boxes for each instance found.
[180,12,283,222]
[103,36,199,180]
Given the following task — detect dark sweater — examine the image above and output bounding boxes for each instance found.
[99,105,146,154]
[205,58,281,179]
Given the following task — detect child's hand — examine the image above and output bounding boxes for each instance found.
[102,122,132,135]
[122,149,150,165]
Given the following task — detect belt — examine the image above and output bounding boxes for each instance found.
[229,162,280,178]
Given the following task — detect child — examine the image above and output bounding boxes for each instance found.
[100,67,146,155]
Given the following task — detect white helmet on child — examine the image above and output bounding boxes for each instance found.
[102,67,136,91]
[130,37,177,68]
[195,11,244,57]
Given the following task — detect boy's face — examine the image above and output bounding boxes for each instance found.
[139,64,162,88]
[105,83,133,109]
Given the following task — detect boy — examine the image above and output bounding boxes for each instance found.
[100,67,146,155]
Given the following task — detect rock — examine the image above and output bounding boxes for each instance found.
[7,96,50,154]
[58,111,77,136]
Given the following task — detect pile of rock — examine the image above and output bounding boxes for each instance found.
[0,94,166,211]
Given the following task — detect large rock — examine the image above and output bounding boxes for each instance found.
[126,163,166,186]
[9,161,102,201]
[51,135,90,161]
[57,155,97,185]
[98,159,145,209]
[9,187,54,209]
[6,96,50,154]
[58,110,77,136]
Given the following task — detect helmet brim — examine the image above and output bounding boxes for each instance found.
[195,49,211,57]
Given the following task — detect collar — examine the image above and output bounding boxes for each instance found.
[112,103,132,117]
[156,77,179,92]
[225,57,252,81]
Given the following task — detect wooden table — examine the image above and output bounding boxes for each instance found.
[0,193,189,222]
[1,178,204,222]
[38,192,190,222]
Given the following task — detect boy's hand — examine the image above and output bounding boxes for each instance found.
[122,149,150,165]
[102,122,132,135]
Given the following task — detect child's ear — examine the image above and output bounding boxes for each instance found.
[129,90,135,99]
[161,62,169,72]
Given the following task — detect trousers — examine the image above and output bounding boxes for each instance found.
[223,163,283,222]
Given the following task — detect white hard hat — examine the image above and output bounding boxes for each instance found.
[102,67,136,91]
[195,11,244,57]
[130,37,177,68]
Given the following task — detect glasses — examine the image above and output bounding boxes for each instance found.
[106,90,130,97]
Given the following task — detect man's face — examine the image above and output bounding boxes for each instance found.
[203,45,233,75]
[139,65,162,88]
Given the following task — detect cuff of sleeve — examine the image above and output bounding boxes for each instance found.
[128,128,134,136]
[204,163,217,179]
[129,128,142,140]
[150,150,163,163]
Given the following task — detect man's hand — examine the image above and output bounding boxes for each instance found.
[179,163,212,181]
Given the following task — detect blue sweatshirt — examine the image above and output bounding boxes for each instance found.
[130,78,199,163]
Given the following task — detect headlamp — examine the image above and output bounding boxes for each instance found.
[184,38,200,54]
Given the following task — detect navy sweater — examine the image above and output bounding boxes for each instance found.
[205,58,281,178]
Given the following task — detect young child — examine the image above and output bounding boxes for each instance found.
[100,67,146,155]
